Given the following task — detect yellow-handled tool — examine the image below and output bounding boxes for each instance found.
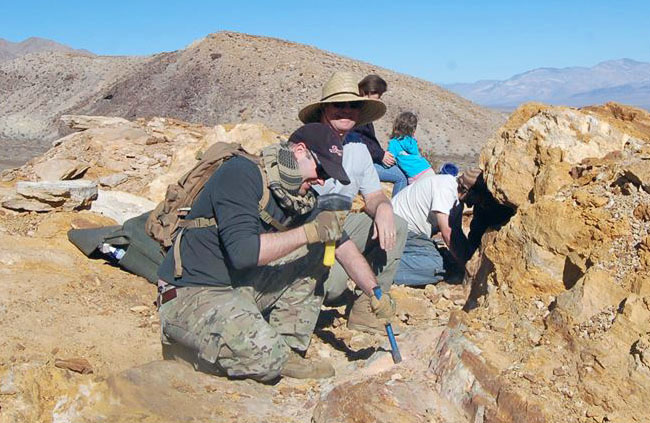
[323,241,336,266]
[314,194,352,267]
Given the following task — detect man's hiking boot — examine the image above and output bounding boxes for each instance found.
[280,351,335,379]
[347,294,401,336]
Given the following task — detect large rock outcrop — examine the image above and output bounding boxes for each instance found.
[447,103,650,422]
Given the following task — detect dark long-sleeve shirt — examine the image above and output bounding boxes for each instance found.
[349,123,386,164]
[158,156,291,287]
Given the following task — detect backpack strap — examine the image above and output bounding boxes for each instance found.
[256,162,288,232]
[177,217,217,229]
[173,228,185,278]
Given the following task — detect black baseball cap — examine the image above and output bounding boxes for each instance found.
[288,123,350,185]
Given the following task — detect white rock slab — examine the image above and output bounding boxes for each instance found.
[90,190,156,224]
[15,180,98,211]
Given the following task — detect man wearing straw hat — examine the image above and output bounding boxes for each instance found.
[299,71,408,335]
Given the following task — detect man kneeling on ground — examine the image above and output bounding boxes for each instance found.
[156,123,395,382]
[391,169,510,285]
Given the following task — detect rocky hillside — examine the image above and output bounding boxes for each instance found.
[0,31,504,170]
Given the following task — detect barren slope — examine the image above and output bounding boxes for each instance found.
[0,31,504,169]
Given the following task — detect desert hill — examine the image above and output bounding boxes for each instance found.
[0,31,504,170]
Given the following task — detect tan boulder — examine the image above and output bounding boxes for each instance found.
[33,159,89,181]
[623,161,650,194]
[61,114,133,130]
[145,123,282,202]
[481,104,639,208]
[572,188,609,208]
[481,198,617,297]
[459,102,650,422]
[553,269,627,325]
[3,180,98,212]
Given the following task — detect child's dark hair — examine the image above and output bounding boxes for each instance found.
[390,112,418,139]
[358,74,387,96]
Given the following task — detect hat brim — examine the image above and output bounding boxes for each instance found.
[319,155,350,185]
[299,95,386,127]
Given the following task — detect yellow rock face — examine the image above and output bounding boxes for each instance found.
[467,102,650,422]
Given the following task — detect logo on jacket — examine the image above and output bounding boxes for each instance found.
[329,145,343,156]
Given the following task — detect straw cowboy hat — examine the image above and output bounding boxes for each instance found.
[298,71,386,126]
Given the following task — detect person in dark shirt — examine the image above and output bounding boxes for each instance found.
[156,123,395,382]
[350,75,408,196]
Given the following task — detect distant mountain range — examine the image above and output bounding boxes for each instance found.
[0,37,94,62]
[445,59,650,111]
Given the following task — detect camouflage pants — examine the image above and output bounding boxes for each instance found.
[159,243,328,382]
[323,212,408,302]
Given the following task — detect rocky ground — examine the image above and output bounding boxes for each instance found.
[1,103,649,422]
[0,31,505,172]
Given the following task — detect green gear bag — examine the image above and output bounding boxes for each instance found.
[68,211,164,284]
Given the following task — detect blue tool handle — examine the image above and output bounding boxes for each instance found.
[385,324,402,363]
[372,287,403,364]
[372,286,383,300]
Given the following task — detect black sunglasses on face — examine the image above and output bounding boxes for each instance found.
[311,151,329,180]
[332,101,363,110]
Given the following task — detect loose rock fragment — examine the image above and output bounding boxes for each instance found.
[55,358,93,374]
[633,203,650,221]
[99,173,128,187]
[130,305,149,313]
[33,159,89,181]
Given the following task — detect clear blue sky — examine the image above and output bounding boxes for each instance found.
[2,0,649,84]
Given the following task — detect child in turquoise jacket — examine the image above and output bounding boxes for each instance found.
[387,112,433,183]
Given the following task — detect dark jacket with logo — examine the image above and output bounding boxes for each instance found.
[349,123,385,164]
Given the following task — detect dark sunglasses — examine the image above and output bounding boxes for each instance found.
[310,151,330,180]
[332,101,363,110]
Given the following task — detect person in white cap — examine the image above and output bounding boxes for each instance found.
[299,71,408,334]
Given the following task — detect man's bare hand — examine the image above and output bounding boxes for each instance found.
[371,202,396,251]
[382,151,396,167]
